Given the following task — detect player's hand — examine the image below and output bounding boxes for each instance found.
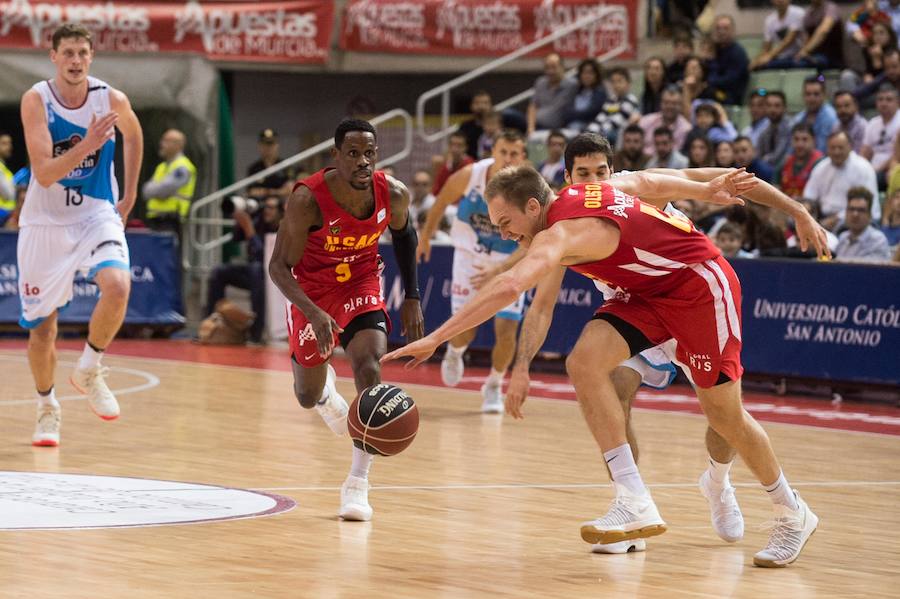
[83,112,118,153]
[400,298,425,342]
[308,307,343,358]
[470,263,498,290]
[416,236,432,263]
[706,168,755,206]
[381,335,440,369]
[793,206,832,260]
[505,365,531,420]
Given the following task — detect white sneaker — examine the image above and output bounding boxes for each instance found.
[315,365,348,436]
[32,405,61,447]
[580,484,667,545]
[699,471,745,543]
[70,365,119,420]
[591,539,647,554]
[441,348,464,387]
[753,492,818,568]
[339,475,373,521]
[480,380,504,414]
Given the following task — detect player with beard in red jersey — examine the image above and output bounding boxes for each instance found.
[269,119,424,522]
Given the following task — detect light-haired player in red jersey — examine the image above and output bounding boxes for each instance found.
[269,119,424,522]
[384,165,819,567]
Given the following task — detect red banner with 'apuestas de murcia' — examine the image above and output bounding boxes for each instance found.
[340,0,636,60]
[0,0,334,63]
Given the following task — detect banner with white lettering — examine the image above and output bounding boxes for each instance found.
[0,1,334,64]
[341,0,636,60]
[0,230,184,327]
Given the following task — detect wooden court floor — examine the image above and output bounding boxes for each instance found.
[0,343,898,598]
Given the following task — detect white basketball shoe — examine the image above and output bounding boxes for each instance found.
[315,365,348,436]
[753,492,818,567]
[480,380,504,414]
[440,348,464,387]
[32,404,61,447]
[580,484,667,545]
[698,470,745,542]
[339,474,373,522]
[591,539,648,554]
[70,365,119,420]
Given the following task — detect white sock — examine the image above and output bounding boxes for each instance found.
[486,368,505,386]
[706,457,733,486]
[36,388,60,410]
[350,446,374,480]
[604,443,648,496]
[77,343,103,370]
[446,344,467,359]
[764,471,799,510]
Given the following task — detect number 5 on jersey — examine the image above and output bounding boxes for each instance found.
[335,263,351,282]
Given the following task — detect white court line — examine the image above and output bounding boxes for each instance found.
[0,355,159,406]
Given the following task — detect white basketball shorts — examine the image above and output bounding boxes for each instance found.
[620,338,679,390]
[451,245,524,321]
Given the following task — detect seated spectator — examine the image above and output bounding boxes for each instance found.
[883,0,900,36]
[682,103,738,152]
[457,90,527,160]
[476,111,502,159]
[834,187,893,261]
[646,127,689,169]
[882,187,900,245]
[638,85,693,155]
[793,0,844,69]
[792,77,839,153]
[841,21,898,91]
[715,221,755,258]
[587,67,640,146]
[538,130,567,190]
[715,140,737,168]
[742,90,771,148]
[687,136,715,167]
[853,47,900,107]
[205,196,283,344]
[613,125,651,172]
[706,15,750,104]
[681,57,720,117]
[803,131,880,230]
[758,91,793,167]
[846,1,894,48]
[641,57,668,115]
[432,131,474,195]
[776,123,825,199]
[527,53,578,138]
[734,136,775,182]
[831,90,869,153]
[408,169,438,230]
[563,59,606,133]
[667,32,694,86]
[142,128,196,237]
[860,84,900,188]
[731,204,790,256]
[246,129,295,201]
[750,0,806,70]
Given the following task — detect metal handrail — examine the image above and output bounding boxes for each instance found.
[185,108,414,267]
[415,5,629,144]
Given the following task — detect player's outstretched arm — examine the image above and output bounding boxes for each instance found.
[506,265,566,419]
[608,169,755,210]
[417,164,471,262]
[386,175,425,342]
[110,88,143,221]
[268,187,341,358]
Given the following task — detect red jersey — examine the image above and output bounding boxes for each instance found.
[546,182,720,297]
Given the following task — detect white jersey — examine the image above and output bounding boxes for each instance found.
[449,158,518,255]
[20,77,119,227]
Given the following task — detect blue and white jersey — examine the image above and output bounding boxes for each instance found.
[20,77,118,227]
[450,158,518,255]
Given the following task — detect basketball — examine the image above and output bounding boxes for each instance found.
[347,384,419,456]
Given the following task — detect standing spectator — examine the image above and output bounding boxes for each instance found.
[853,48,900,106]
[638,85,693,155]
[538,130,567,190]
[667,32,694,86]
[563,59,606,133]
[646,127,689,169]
[687,136,715,167]
[758,91,793,167]
[408,169,438,230]
[777,123,825,199]
[613,125,651,172]
[527,53,578,138]
[793,0,844,69]
[860,84,900,188]
[432,131,473,195]
[791,77,839,153]
[683,103,738,151]
[587,67,640,146]
[742,90,771,148]
[246,129,294,201]
[715,221,755,258]
[476,111,502,159]
[715,140,737,167]
[640,57,668,115]
[205,196,283,344]
[881,188,900,245]
[831,90,869,153]
[750,0,806,70]
[707,15,750,104]
[803,131,880,229]
[834,187,893,261]
[734,136,775,183]
[142,128,196,235]
[0,133,14,224]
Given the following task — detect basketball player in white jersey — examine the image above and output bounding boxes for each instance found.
[18,24,143,446]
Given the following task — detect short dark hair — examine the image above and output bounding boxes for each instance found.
[484,165,553,209]
[607,66,630,82]
[576,58,603,86]
[52,23,92,50]
[653,127,674,140]
[767,90,786,104]
[791,122,814,137]
[685,56,707,81]
[334,118,376,149]
[547,129,567,145]
[733,136,752,146]
[449,130,467,142]
[833,90,856,104]
[473,89,491,100]
[494,128,525,145]
[847,186,874,211]
[564,132,613,174]
[803,76,826,92]
[622,124,644,137]
[877,83,899,97]
[695,103,717,119]
[716,221,744,240]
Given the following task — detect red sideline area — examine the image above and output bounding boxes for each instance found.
[3,340,899,436]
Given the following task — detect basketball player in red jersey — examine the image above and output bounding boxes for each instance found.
[384,166,819,567]
[269,119,424,522]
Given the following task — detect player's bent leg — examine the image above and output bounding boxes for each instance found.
[291,358,347,436]
[481,316,518,414]
[441,328,476,387]
[698,425,744,543]
[610,365,642,464]
[28,313,61,447]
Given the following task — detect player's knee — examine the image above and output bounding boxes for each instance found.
[100,274,130,304]
[353,359,381,389]
[294,380,321,409]
[29,321,57,347]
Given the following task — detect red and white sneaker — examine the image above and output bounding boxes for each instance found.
[32,405,61,447]
[70,365,119,420]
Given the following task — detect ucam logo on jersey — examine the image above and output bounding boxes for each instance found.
[324,233,380,252]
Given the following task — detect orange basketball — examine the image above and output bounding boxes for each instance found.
[347,384,419,456]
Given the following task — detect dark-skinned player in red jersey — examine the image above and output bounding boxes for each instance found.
[269,119,424,522]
